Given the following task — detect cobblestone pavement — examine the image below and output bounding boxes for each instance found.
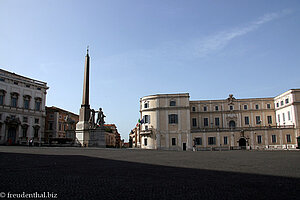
[0,147,299,200]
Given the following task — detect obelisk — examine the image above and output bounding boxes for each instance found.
[76,47,91,146]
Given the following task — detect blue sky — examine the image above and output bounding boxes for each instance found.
[1,0,300,141]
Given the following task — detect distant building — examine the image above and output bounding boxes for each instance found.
[0,69,48,145]
[104,124,121,148]
[44,106,79,143]
[130,89,300,151]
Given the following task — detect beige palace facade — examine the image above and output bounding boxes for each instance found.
[131,89,300,151]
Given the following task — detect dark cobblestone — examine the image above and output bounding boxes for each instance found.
[0,147,299,200]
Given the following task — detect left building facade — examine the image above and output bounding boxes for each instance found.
[0,69,48,145]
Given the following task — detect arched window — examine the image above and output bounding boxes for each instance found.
[229,120,236,129]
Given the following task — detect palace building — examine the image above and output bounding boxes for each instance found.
[0,69,48,145]
[130,89,300,151]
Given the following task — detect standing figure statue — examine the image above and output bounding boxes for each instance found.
[89,109,96,129]
[96,107,106,126]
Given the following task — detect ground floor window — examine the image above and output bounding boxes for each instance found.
[257,135,262,144]
[208,137,216,145]
[272,135,276,143]
[286,134,291,143]
[223,136,228,145]
[144,138,147,146]
[22,127,27,138]
[195,137,202,145]
[172,138,176,146]
[34,128,39,138]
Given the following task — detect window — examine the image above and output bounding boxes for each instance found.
[11,92,19,108]
[245,116,249,125]
[144,115,150,124]
[172,138,176,146]
[244,105,248,110]
[285,98,289,104]
[267,104,271,109]
[35,118,39,124]
[257,135,262,144]
[288,111,291,121]
[22,127,27,138]
[276,102,279,107]
[204,118,208,126]
[195,137,202,145]
[145,125,148,130]
[286,134,291,143]
[0,95,3,105]
[229,105,233,110]
[256,116,261,125]
[281,101,284,106]
[0,90,5,105]
[272,135,276,143]
[255,104,259,110]
[0,78,5,82]
[208,137,216,145]
[59,123,61,131]
[192,118,197,127]
[144,102,148,108]
[49,122,53,130]
[229,120,236,128]
[224,136,228,145]
[26,84,30,88]
[23,95,31,109]
[203,106,207,111]
[267,116,272,124]
[282,113,285,122]
[278,114,280,123]
[23,117,28,123]
[14,81,18,85]
[168,114,178,124]
[215,118,220,126]
[35,98,42,111]
[37,87,41,90]
[192,106,196,112]
[24,99,29,109]
[215,106,219,111]
[170,100,176,106]
[144,138,147,146]
[34,128,39,138]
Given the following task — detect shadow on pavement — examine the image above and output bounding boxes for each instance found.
[0,152,299,200]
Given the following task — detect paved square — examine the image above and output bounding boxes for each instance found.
[0,146,299,200]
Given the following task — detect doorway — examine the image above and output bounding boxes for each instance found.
[8,127,17,145]
[183,143,186,151]
[239,138,246,149]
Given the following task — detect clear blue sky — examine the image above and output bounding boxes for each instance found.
[1,0,300,141]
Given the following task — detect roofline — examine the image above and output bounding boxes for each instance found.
[141,93,190,99]
[0,68,48,87]
[46,106,79,117]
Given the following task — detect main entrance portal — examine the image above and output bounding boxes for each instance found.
[8,127,17,145]
[239,138,246,150]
